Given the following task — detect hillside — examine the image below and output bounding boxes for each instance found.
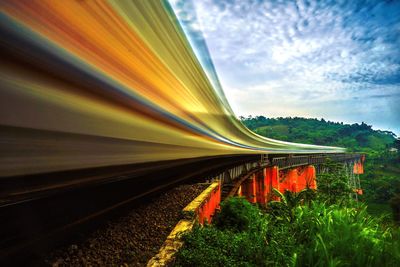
[240,116,396,153]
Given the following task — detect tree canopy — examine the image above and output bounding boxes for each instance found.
[240,116,397,153]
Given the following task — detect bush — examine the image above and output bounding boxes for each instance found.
[317,160,353,205]
[175,197,269,267]
[213,197,263,232]
[175,226,269,267]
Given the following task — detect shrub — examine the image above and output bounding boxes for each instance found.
[175,197,269,267]
[175,225,271,267]
[317,160,353,205]
[213,197,263,232]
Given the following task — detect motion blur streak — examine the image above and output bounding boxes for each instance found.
[0,0,344,177]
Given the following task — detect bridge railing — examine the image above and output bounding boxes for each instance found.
[271,153,363,170]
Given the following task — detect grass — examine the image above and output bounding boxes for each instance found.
[174,197,400,267]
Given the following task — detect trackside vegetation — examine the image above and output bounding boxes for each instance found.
[175,200,400,266]
[174,163,400,267]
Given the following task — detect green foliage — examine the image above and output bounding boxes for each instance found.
[268,188,316,223]
[291,202,400,267]
[175,198,400,267]
[240,116,396,152]
[366,203,392,222]
[213,197,262,232]
[317,160,353,205]
[175,198,269,267]
[361,151,400,203]
[175,226,262,267]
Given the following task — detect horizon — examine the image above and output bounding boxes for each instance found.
[171,0,400,136]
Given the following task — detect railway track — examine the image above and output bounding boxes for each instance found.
[46,183,209,266]
[0,155,259,265]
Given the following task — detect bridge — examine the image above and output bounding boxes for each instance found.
[0,1,365,264]
[185,153,364,224]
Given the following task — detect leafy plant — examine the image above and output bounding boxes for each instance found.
[267,188,316,223]
[213,197,263,232]
[317,159,353,205]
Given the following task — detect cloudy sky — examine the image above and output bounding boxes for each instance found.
[171,0,400,135]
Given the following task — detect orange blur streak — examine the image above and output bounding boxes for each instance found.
[1,0,203,119]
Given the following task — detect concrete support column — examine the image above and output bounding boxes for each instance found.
[241,174,256,203]
[265,166,279,201]
[353,161,364,174]
[279,169,298,193]
[255,170,266,204]
[306,165,317,189]
[288,169,299,192]
[297,165,317,190]
[238,165,318,205]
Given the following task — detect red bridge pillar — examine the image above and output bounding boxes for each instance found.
[255,170,266,204]
[265,166,279,202]
[353,161,364,174]
[279,169,298,193]
[352,156,365,195]
[297,165,317,190]
[279,165,317,194]
[239,165,317,205]
[241,174,256,203]
[253,166,281,204]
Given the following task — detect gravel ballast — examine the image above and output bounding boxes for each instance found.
[46,184,208,266]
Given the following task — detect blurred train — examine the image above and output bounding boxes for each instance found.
[0,0,344,178]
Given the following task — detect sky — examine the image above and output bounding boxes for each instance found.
[170,0,400,135]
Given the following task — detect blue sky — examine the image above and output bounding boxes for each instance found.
[170,0,400,135]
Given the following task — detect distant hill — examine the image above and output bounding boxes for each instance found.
[240,116,397,153]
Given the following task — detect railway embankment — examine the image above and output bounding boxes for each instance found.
[46,183,208,266]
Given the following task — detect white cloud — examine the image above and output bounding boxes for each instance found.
[171,0,400,134]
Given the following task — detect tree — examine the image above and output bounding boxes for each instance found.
[317,159,353,205]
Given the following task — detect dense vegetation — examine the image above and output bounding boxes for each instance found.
[175,163,400,266]
[241,116,400,217]
[176,198,399,266]
[240,116,396,153]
